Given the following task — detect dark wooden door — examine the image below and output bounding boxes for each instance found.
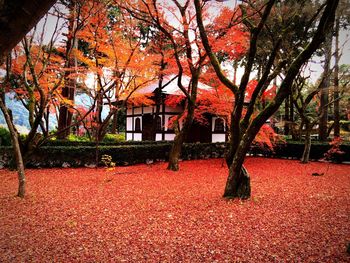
[142,114,154,141]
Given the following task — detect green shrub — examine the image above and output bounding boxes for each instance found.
[0,127,11,146]
[102,133,125,143]
[67,134,90,142]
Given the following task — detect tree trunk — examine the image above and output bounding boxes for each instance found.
[167,129,185,171]
[224,162,251,199]
[301,122,312,163]
[150,88,163,141]
[57,1,77,139]
[224,135,251,199]
[289,94,296,139]
[167,102,195,171]
[319,30,332,141]
[284,97,290,135]
[333,18,340,137]
[111,110,118,134]
[0,98,25,198]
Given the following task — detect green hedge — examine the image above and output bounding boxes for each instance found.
[0,141,349,168]
[250,140,350,163]
[0,127,11,146]
[43,139,172,147]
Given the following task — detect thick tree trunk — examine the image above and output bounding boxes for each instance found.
[224,163,251,199]
[224,137,251,199]
[0,98,25,198]
[319,31,332,141]
[301,123,312,164]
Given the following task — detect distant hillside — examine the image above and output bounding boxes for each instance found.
[0,94,57,134]
[0,93,109,134]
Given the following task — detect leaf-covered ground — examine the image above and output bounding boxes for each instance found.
[0,158,349,262]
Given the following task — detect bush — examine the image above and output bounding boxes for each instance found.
[102,133,125,143]
[67,134,91,142]
[0,127,11,146]
[340,120,350,132]
[1,140,349,168]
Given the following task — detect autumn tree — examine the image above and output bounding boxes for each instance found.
[0,6,67,197]
[56,0,85,139]
[195,0,339,199]
[75,0,157,142]
[0,1,60,198]
[332,0,350,137]
[292,74,325,163]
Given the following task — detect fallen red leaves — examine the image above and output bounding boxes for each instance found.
[0,158,349,262]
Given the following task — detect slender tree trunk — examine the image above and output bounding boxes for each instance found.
[284,97,290,135]
[150,88,162,141]
[111,111,118,134]
[319,31,332,141]
[0,98,25,197]
[333,18,340,137]
[289,94,296,139]
[301,122,312,163]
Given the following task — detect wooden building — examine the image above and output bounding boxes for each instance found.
[125,75,226,143]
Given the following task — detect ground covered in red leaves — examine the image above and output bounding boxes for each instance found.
[0,157,349,262]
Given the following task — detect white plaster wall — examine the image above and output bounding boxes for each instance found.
[134,133,142,141]
[156,134,162,141]
[126,133,133,141]
[212,134,226,143]
[126,117,133,131]
[165,133,176,141]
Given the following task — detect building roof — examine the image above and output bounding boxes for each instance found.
[136,74,213,95]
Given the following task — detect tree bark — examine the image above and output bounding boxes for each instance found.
[57,1,77,139]
[319,30,332,141]
[0,98,25,197]
[224,161,251,199]
[0,0,57,58]
[301,122,312,163]
[111,110,119,134]
[284,95,290,135]
[333,17,340,137]
[167,102,195,171]
[167,129,185,171]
